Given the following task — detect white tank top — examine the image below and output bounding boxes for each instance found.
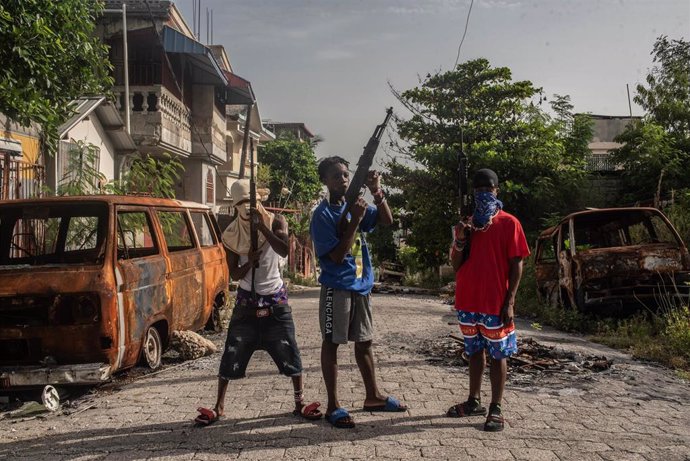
[239,244,283,295]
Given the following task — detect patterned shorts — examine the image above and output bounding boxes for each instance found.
[457,310,518,360]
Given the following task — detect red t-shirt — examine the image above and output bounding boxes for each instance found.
[455,210,530,315]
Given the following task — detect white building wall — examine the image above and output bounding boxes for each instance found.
[64,115,117,181]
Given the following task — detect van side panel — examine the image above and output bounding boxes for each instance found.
[167,250,206,331]
[116,256,170,368]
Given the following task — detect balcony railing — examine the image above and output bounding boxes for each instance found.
[586,153,619,172]
[0,156,45,200]
[113,85,192,155]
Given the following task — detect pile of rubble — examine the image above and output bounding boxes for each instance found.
[418,334,612,376]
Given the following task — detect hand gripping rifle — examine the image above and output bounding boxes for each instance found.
[338,107,393,234]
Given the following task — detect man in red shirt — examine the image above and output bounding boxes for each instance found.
[447,168,530,432]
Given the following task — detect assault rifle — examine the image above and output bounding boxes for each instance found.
[456,124,473,260]
[249,137,258,300]
[338,107,393,233]
[238,103,258,300]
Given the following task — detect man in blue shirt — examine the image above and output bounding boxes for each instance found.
[310,156,407,428]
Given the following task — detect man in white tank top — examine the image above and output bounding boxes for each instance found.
[195,180,322,425]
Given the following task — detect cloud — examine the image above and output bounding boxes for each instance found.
[315,49,356,61]
[479,0,523,9]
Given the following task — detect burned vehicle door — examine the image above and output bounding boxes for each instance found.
[189,211,226,329]
[115,206,169,369]
[155,209,205,331]
[557,221,577,308]
[535,230,559,306]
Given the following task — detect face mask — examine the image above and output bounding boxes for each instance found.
[473,191,503,228]
[237,203,250,219]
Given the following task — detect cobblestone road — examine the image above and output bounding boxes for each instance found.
[2,288,689,460]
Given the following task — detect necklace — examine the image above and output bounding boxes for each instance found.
[472,209,500,232]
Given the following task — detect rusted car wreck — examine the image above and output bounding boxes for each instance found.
[0,196,228,389]
[535,207,690,312]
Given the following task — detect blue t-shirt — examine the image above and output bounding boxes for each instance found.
[310,199,378,295]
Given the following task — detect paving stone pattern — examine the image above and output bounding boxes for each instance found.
[1,289,689,460]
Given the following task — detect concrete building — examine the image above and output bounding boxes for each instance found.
[585,114,641,172]
[0,113,43,200]
[98,0,273,209]
[262,121,315,143]
[48,96,137,193]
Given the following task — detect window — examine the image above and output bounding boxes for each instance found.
[190,212,217,247]
[65,216,100,251]
[117,211,157,259]
[206,170,214,205]
[537,235,557,262]
[157,210,195,252]
[1,203,107,265]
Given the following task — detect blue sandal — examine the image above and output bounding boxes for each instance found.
[363,396,407,412]
[326,407,355,428]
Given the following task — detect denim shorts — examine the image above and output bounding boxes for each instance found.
[218,288,303,380]
[457,310,518,360]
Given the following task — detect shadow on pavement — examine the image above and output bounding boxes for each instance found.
[0,413,479,460]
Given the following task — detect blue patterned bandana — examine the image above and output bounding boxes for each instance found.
[472,191,503,228]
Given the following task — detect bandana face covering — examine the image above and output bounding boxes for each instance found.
[237,203,251,220]
[472,191,503,229]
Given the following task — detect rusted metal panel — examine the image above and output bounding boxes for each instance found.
[0,363,111,388]
[0,196,229,388]
[535,207,690,311]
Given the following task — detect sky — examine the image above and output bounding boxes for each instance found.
[177,0,689,165]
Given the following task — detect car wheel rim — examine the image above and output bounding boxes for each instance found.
[144,328,161,369]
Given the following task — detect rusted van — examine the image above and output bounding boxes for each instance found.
[0,196,228,388]
[535,207,690,312]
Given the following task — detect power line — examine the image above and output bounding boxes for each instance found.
[453,0,475,68]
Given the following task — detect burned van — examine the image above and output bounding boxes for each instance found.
[0,196,228,388]
[535,207,690,312]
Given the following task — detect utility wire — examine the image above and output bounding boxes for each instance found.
[453,0,475,68]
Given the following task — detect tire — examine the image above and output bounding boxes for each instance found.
[205,296,225,333]
[141,326,162,370]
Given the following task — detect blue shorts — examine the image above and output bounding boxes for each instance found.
[457,310,518,360]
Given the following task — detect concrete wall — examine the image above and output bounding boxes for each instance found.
[64,116,117,181]
[0,113,41,164]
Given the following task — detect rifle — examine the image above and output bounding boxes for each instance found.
[238,103,258,301]
[456,124,473,259]
[339,107,393,233]
[249,137,258,301]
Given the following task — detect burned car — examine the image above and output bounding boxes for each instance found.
[0,196,228,389]
[535,207,690,312]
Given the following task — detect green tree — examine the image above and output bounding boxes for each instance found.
[387,58,590,268]
[613,36,690,203]
[0,0,113,152]
[257,134,321,206]
[56,140,106,196]
[107,154,184,199]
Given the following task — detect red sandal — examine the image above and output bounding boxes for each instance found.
[293,401,323,420]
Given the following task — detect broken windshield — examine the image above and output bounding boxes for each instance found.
[0,202,108,266]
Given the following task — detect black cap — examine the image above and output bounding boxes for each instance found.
[472,168,499,188]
